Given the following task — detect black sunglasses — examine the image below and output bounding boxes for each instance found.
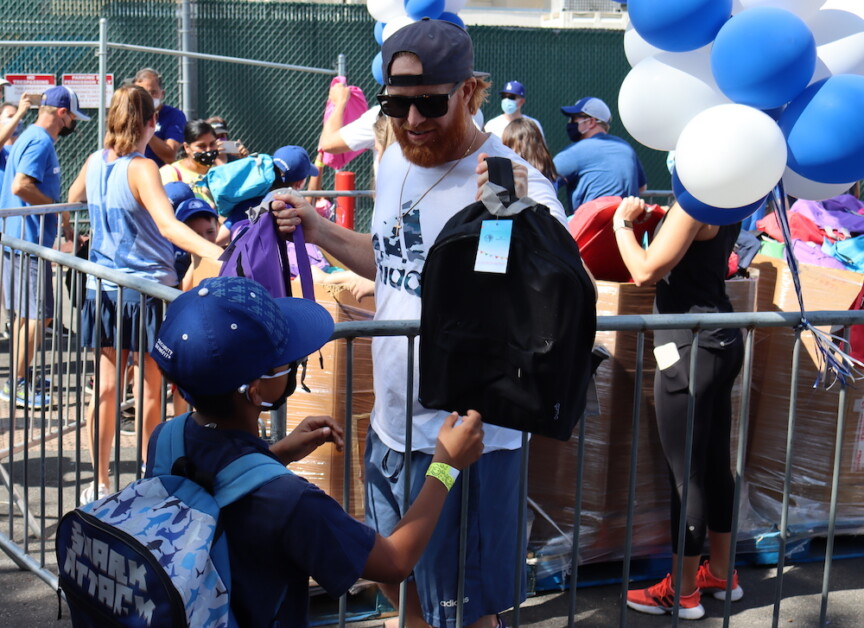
[377,83,461,119]
[501,93,518,100]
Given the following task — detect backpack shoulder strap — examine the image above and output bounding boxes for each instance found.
[151,413,192,476]
[212,452,292,508]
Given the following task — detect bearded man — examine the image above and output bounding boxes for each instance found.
[273,18,565,628]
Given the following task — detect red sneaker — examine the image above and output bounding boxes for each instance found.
[696,561,744,601]
[627,574,705,620]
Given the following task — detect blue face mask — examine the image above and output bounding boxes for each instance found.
[501,98,519,115]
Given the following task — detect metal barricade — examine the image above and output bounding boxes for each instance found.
[1,206,863,627]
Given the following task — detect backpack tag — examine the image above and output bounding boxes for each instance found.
[474,220,512,274]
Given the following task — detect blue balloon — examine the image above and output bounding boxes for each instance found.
[628,0,731,53]
[439,12,465,29]
[372,50,384,86]
[374,21,386,46]
[672,169,767,226]
[779,75,864,185]
[405,0,445,20]
[711,7,815,110]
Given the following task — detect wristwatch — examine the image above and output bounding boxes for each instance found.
[613,216,633,233]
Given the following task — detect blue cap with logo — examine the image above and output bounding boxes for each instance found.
[500,81,525,98]
[42,86,91,121]
[272,145,319,185]
[153,277,334,398]
[175,197,218,224]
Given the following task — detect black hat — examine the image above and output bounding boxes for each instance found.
[382,19,474,87]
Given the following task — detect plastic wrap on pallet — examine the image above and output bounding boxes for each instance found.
[527,278,757,580]
[748,256,864,532]
[284,281,375,520]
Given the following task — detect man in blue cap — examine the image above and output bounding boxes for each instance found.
[483,80,544,140]
[0,85,89,409]
[554,96,647,214]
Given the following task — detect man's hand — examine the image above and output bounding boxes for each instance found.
[475,152,528,201]
[16,94,31,116]
[271,415,345,464]
[271,189,325,242]
[328,82,351,108]
[432,410,484,470]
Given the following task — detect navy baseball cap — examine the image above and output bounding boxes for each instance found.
[560,96,612,124]
[153,277,334,398]
[42,86,91,121]
[501,81,525,98]
[175,197,218,224]
[272,145,319,184]
[164,181,195,210]
[383,18,475,87]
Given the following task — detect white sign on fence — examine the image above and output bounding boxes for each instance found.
[2,74,56,108]
[62,74,114,109]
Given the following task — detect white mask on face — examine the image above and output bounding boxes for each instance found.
[152,98,161,110]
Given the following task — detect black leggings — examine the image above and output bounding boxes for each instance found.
[654,335,744,556]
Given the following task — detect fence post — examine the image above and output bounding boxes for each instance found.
[178,0,196,118]
[337,53,346,78]
[98,18,108,148]
[335,171,355,230]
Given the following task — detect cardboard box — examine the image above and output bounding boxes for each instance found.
[528,278,757,566]
[747,256,864,527]
[285,280,375,520]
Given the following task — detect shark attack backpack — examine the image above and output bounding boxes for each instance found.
[419,157,596,441]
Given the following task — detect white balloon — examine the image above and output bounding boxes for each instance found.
[382,16,416,42]
[624,21,663,67]
[367,0,406,24]
[445,0,468,13]
[821,0,864,19]
[676,104,787,208]
[618,50,732,151]
[808,9,864,77]
[736,0,825,20]
[782,167,855,200]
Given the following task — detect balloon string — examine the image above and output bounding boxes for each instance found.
[769,183,864,388]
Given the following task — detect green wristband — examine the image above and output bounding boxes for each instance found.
[426,462,460,492]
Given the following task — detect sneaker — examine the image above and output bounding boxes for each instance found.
[627,574,705,620]
[0,377,52,409]
[79,483,108,504]
[696,561,744,601]
[119,412,137,435]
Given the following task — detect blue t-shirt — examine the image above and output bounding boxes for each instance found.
[146,416,376,627]
[145,104,186,168]
[553,133,647,214]
[0,145,10,184]
[0,125,60,246]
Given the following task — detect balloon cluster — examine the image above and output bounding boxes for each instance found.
[618,0,864,223]
[367,0,468,84]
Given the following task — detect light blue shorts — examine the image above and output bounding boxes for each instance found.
[364,427,526,628]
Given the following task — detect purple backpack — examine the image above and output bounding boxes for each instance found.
[218,193,314,299]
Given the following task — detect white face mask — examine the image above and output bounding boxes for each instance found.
[152,98,161,110]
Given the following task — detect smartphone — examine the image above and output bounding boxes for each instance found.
[24,93,44,108]
[221,140,240,154]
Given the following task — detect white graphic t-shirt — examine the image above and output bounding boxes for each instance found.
[370,134,567,453]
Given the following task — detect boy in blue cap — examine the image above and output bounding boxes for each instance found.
[149,276,485,627]
[483,80,544,140]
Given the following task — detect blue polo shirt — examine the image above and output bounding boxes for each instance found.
[554,133,647,214]
[145,104,186,168]
[0,124,60,246]
[146,415,376,627]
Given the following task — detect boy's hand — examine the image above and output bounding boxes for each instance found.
[432,410,484,470]
[271,415,344,464]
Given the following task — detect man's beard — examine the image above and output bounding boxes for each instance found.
[392,104,472,168]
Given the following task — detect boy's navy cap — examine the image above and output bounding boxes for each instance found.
[164,181,195,209]
[175,197,218,224]
[153,277,334,398]
[273,145,319,182]
[382,18,474,87]
[560,96,612,124]
[501,81,525,97]
[42,86,91,121]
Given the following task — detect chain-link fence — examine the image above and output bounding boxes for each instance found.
[1,2,667,230]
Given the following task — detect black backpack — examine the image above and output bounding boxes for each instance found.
[419,157,596,441]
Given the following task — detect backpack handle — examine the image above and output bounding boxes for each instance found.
[290,224,315,301]
[485,157,517,207]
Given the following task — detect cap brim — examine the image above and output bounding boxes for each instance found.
[309,164,319,177]
[274,297,334,363]
[72,109,91,122]
[560,106,582,116]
